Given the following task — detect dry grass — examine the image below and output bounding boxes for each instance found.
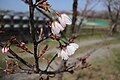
[57,45,120,80]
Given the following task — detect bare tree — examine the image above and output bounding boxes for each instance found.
[77,0,100,32]
[104,0,120,34]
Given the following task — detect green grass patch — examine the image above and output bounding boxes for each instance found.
[0,48,6,78]
[77,33,107,41]
[75,38,120,56]
[101,38,120,46]
[112,48,120,71]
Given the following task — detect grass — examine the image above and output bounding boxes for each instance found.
[74,38,120,57]
[112,48,120,71]
[0,48,6,78]
[76,27,109,41]
[62,44,120,80]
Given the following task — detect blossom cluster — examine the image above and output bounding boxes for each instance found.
[1,8,79,60]
[50,13,79,60]
[57,43,79,60]
[51,14,72,35]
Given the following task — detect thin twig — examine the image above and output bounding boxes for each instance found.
[45,54,58,71]
[22,0,52,20]
[36,7,52,20]
[37,33,52,44]
[0,43,33,68]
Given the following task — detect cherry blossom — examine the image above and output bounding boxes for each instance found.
[51,21,64,35]
[66,43,79,56]
[57,49,69,60]
[58,14,72,28]
[2,47,9,53]
[19,41,25,47]
[57,43,79,60]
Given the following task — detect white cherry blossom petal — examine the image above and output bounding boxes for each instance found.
[69,43,79,49]
[61,14,72,25]
[58,17,66,27]
[57,49,69,60]
[51,27,60,35]
[51,21,64,35]
[58,13,72,28]
[66,46,75,56]
[51,22,60,35]
[57,43,79,60]
[67,45,76,52]
[54,21,64,31]
[60,50,69,60]
[57,49,61,57]
[66,43,79,56]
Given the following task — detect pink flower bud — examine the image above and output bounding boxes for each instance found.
[19,41,25,46]
[2,47,9,53]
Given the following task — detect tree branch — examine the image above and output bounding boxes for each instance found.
[36,7,52,20]
[29,0,40,72]
[45,54,58,71]
[0,42,33,68]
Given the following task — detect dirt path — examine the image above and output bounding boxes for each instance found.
[78,37,113,47]
[21,36,117,58]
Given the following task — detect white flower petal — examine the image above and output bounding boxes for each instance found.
[51,22,60,35]
[61,50,69,60]
[61,14,72,25]
[58,17,66,27]
[67,45,76,52]
[66,45,76,56]
[58,14,72,28]
[54,21,64,31]
[51,28,59,35]
[52,22,60,31]
[70,43,79,49]
[66,47,75,56]
[57,49,61,57]
[57,49,69,60]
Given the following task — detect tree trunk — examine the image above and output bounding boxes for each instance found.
[71,0,78,34]
[112,23,117,32]
[109,23,117,35]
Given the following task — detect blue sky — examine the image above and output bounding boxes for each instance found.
[0,0,104,12]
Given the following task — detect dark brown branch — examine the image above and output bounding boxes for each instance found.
[29,0,40,72]
[22,0,52,20]
[71,0,78,34]
[107,4,114,22]
[9,50,33,68]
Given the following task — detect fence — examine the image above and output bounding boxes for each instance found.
[0,14,48,42]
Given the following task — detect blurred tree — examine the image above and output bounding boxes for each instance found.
[104,0,120,34]
[71,0,78,34]
[77,0,100,32]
